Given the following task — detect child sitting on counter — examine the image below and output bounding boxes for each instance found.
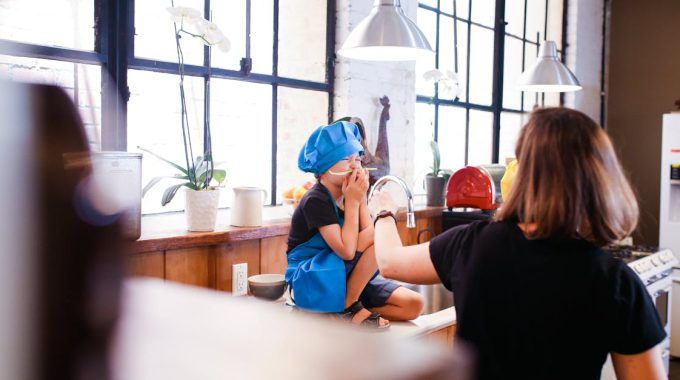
[285,121,423,330]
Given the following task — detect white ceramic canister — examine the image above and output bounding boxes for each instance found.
[231,187,267,227]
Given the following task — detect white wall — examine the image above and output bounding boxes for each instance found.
[334,0,419,189]
[564,0,604,123]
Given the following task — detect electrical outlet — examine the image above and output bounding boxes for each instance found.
[232,263,248,296]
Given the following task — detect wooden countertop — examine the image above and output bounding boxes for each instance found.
[131,205,445,254]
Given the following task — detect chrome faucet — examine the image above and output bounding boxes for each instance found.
[368,175,416,228]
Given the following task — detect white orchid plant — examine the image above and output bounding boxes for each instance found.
[423,69,461,100]
[141,5,230,206]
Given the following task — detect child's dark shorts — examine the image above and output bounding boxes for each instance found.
[344,252,400,309]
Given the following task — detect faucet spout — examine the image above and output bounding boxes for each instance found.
[368,175,416,228]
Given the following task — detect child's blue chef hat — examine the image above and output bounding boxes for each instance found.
[298,121,364,175]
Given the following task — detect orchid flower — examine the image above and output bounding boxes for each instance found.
[167,8,231,52]
[166,6,201,23]
[422,68,461,100]
[142,5,232,206]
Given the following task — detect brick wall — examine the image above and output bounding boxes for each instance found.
[334,0,419,192]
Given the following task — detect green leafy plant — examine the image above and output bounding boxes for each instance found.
[428,140,453,180]
[140,5,230,206]
[139,147,226,206]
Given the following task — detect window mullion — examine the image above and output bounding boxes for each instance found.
[490,0,506,163]
[100,0,131,151]
[271,0,280,206]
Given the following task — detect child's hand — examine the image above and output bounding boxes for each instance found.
[343,169,368,204]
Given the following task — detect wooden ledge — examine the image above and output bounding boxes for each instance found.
[131,206,445,254]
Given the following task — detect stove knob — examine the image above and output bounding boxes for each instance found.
[651,257,663,266]
[632,264,642,274]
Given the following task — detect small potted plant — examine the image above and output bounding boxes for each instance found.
[140,6,229,232]
[425,140,453,207]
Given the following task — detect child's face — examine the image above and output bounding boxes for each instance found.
[323,153,363,186]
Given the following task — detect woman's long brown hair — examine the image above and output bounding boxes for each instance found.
[496,107,639,246]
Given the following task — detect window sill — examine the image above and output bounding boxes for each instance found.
[131,204,445,254]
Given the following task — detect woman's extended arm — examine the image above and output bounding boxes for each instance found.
[370,190,440,284]
[611,344,666,380]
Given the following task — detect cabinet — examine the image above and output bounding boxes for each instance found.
[125,207,444,291]
[425,325,456,349]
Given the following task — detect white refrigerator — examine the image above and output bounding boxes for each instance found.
[662,114,680,357]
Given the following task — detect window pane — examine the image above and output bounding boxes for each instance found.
[128,70,205,214]
[277,87,328,203]
[413,103,435,194]
[210,79,272,207]
[438,106,467,172]
[439,15,455,77]
[499,112,526,163]
[471,0,496,28]
[440,0,454,15]
[502,36,523,110]
[467,110,493,165]
[0,0,94,50]
[456,20,469,102]
[456,0,470,19]
[419,0,438,9]
[415,7,437,98]
[546,0,563,46]
[278,0,326,82]
[212,1,273,74]
[544,92,560,107]
[505,0,525,36]
[526,0,546,41]
[468,26,494,106]
[0,55,101,149]
[522,43,540,110]
[135,0,205,65]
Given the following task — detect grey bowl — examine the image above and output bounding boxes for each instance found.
[248,274,287,301]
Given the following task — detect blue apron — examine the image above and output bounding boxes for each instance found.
[285,191,346,313]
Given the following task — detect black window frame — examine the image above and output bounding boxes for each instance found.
[0,0,336,207]
[416,0,568,164]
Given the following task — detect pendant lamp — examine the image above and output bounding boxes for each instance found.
[517,41,581,92]
[338,0,434,61]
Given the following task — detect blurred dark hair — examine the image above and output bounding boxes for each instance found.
[30,84,123,379]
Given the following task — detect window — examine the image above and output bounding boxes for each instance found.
[0,0,335,214]
[415,0,565,171]
[0,0,102,150]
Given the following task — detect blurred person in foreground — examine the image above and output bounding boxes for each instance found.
[0,81,124,380]
[369,107,666,380]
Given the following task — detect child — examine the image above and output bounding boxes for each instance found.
[285,121,423,329]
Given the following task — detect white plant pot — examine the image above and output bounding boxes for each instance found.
[185,188,220,232]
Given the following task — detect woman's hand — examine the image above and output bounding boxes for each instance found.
[368,189,398,217]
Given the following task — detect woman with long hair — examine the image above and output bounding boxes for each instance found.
[369,107,666,379]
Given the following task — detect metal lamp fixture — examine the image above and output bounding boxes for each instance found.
[517,41,582,92]
[337,0,434,61]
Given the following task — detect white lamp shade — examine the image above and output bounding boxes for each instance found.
[338,0,434,61]
[516,41,582,93]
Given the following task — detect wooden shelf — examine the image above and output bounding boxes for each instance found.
[131,205,445,254]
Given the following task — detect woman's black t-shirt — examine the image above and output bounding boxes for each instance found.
[287,182,344,253]
[429,220,666,380]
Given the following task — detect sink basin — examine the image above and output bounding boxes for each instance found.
[395,281,454,315]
